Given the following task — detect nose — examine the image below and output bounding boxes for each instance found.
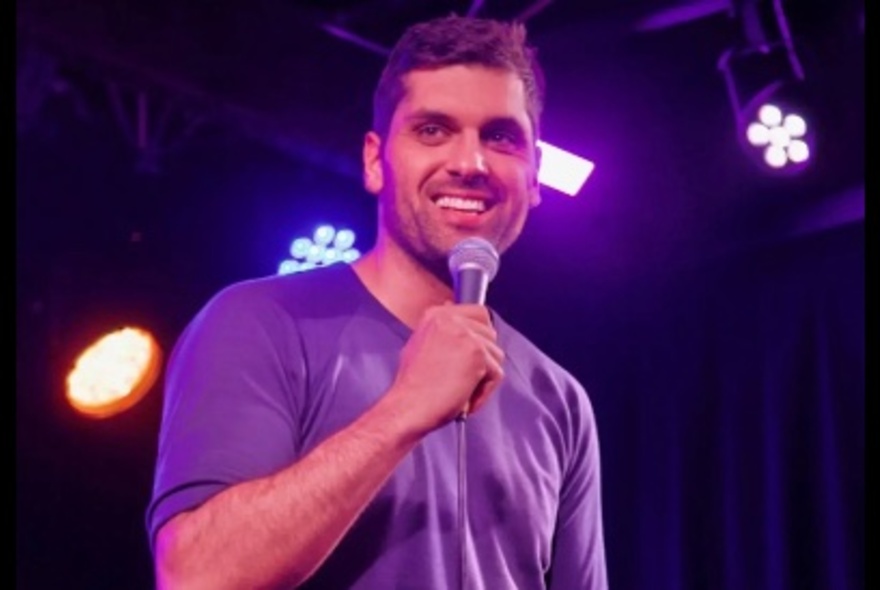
[446,132,488,182]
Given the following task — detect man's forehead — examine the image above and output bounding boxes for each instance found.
[400,64,525,96]
[393,65,531,126]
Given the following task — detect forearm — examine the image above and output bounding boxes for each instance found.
[154,397,423,589]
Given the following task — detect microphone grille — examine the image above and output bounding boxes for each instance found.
[448,237,500,281]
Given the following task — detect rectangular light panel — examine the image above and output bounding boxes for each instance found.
[536,140,595,196]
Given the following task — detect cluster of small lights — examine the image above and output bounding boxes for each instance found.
[745,103,810,169]
[278,225,360,275]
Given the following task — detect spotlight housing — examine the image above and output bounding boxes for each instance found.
[718,0,813,174]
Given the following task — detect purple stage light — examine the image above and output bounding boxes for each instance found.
[536,140,595,196]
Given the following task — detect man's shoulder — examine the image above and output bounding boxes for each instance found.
[493,310,597,430]
[492,310,577,383]
[204,264,363,320]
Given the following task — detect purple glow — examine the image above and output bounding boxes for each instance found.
[634,0,728,31]
[536,140,595,196]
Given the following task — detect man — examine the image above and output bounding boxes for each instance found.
[148,14,607,589]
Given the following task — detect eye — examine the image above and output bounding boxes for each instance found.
[484,129,523,151]
[415,123,450,144]
[488,131,515,144]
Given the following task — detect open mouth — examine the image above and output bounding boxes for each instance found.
[432,195,495,214]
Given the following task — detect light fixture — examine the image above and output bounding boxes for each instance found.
[745,102,811,169]
[536,140,595,196]
[65,326,162,419]
[718,0,812,173]
[278,224,361,275]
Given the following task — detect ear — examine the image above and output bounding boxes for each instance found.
[363,131,384,195]
[529,142,542,207]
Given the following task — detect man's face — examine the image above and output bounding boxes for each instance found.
[363,64,541,268]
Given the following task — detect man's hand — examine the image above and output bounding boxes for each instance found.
[385,303,504,434]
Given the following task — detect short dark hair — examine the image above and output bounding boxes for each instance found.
[372,15,545,139]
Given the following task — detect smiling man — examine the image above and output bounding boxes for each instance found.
[148,15,607,590]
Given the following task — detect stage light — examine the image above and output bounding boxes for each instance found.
[536,140,595,196]
[65,326,162,419]
[734,80,814,174]
[313,224,336,245]
[745,102,811,170]
[334,229,356,250]
[279,224,361,275]
[290,237,311,258]
[717,0,812,174]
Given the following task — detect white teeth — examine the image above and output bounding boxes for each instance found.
[435,196,487,212]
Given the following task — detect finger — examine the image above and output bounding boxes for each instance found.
[483,341,505,367]
[468,370,503,415]
[464,320,498,344]
[467,353,505,415]
[458,334,504,373]
[445,304,492,324]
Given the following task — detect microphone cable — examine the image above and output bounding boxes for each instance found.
[456,413,469,590]
[448,236,500,590]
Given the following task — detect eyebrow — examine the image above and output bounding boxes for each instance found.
[403,110,459,127]
[404,109,529,137]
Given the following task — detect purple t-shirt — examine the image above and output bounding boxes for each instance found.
[147,264,607,589]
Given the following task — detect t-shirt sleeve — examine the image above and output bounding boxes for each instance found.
[145,282,305,551]
[547,380,609,590]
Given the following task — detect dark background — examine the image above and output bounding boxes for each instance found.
[16,0,864,588]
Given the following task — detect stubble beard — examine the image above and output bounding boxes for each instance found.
[379,182,527,285]
[381,198,453,286]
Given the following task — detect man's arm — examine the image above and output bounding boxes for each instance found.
[155,393,421,589]
[153,304,504,589]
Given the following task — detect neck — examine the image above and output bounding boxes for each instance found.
[351,234,452,329]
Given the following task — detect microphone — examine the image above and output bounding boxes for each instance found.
[447,237,500,305]
[448,237,500,421]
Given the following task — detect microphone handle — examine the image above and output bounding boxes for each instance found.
[453,264,492,419]
[454,266,490,305]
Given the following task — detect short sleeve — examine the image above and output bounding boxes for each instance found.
[547,381,609,590]
[145,282,306,551]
